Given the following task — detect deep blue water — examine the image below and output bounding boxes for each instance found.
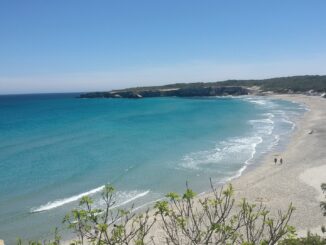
[0,94,306,243]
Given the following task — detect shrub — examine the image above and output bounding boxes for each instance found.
[279,232,326,245]
[154,181,295,244]
[21,181,326,244]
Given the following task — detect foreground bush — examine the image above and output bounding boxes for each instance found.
[279,232,326,245]
[155,181,295,244]
[321,183,326,234]
[17,181,326,244]
[63,185,155,245]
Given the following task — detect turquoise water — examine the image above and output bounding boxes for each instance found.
[0,94,306,243]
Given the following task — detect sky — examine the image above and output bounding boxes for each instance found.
[0,0,326,94]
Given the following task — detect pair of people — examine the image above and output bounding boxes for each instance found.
[274,157,283,165]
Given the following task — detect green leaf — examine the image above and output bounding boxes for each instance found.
[183,188,196,200]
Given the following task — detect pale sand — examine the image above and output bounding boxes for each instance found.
[229,94,326,236]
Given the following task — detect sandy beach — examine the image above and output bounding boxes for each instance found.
[62,94,326,244]
[144,94,326,244]
[229,94,326,236]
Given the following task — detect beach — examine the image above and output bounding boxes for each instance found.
[132,94,326,244]
[146,94,326,243]
[55,93,326,245]
[60,93,326,243]
[229,94,326,235]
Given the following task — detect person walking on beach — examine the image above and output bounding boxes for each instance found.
[274,157,277,165]
[280,158,283,165]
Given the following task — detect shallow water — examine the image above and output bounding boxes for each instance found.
[0,94,306,243]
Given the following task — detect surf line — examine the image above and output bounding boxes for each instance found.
[31,187,151,213]
[30,185,105,213]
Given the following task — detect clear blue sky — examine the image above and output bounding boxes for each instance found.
[0,0,326,94]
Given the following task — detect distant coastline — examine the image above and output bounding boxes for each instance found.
[79,75,326,99]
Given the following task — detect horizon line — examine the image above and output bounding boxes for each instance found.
[0,74,325,96]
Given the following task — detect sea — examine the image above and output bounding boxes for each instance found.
[0,93,306,243]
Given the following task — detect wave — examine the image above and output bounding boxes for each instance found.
[248,113,275,136]
[271,110,297,132]
[248,99,267,105]
[180,96,305,186]
[263,112,275,118]
[31,185,105,213]
[224,136,263,182]
[110,190,150,209]
[180,136,263,171]
[31,187,150,213]
[132,197,165,212]
[281,118,296,130]
[243,97,275,107]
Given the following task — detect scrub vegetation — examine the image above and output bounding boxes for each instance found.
[16,181,326,245]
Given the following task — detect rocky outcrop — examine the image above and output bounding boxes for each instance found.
[79,86,249,99]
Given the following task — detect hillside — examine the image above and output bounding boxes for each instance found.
[79,75,326,98]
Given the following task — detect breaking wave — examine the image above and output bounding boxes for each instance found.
[180,136,263,171]
[179,96,304,184]
[31,187,150,213]
[244,97,277,108]
[109,190,150,209]
[30,185,105,213]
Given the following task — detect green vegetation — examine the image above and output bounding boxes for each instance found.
[16,181,326,244]
[264,183,326,245]
[321,183,326,234]
[117,75,326,93]
[62,185,155,245]
[80,75,326,98]
[321,183,326,217]
[155,182,295,244]
[217,75,326,93]
[279,232,326,245]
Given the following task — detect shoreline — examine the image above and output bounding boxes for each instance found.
[58,94,326,244]
[228,94,326,236]
[27,93,325,245]
[140,94,326,243]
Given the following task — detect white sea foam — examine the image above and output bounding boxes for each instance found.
[249,118,274,135]
[181,97,303,185]
[244,97,277,109]
[132,197,165,212]
[263,112,275,118]
[248,99,267,105]
[110,190,150,209]
[31,185,105,213]
[273,135,280,147]
[180,136,263,171]
[224,136,263,182]
[281,118,296,130]
[31,187,150,213]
